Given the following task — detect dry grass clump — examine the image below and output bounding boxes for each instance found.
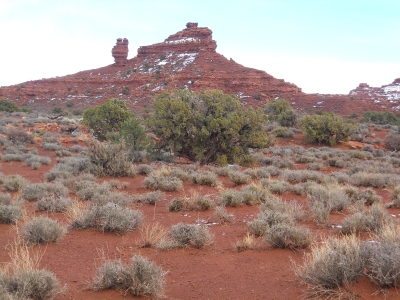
[208,165,240,176]
[21,216,67,245]
[235,232,259,251]
[143,167,183,191]
[69,203,143,234]
[294,235,364,299]
[36,196,73,212]
[21,182,68,201]
[189,170,219,186]
[214,205,235,224]
[92,255,166,298]
[0,245,62,299]
[134,191,165,205]
[3,175,28,192]
[169,223,213,249]
[139,222,168,248]
[228,171,251,185]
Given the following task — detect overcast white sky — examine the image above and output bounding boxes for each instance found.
[0,0,399,94]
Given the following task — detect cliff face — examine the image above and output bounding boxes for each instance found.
[0,22,398,115]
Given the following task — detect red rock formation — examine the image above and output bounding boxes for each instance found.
[112,38,129,67]
[0,22,398,116]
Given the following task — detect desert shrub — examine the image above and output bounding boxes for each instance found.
[21,182,68,201]
[169,223,213,249]
[261,179,291,194]
[0,193,11,205]
[45,156,91,181]
[83,98,133,139]
[3,175,28,192]
[147,89,267,164]
[68,145,87,152]
[265,224,312,249]
[307,184,350,223]
[361,239,400,288]
[36,196,73,212]
[280,170,322,183]
[228,171,251,185]
[350,171,398,188]
[143,168,183,191]
[248,211,293,236]
[115,116,152,162]
[189,170,219,186]
[41,142,62,151]
[258,166,280,177]
[0,204,23,224]
[2,269,60,300]
[75,182,110,200]
[138,164,154,175]
[70,203,143,234]
[241,183,270,205]
[341,204,392,234]
[362,110,400,125]
[219,189,243,207]
[91,191,132,207]
[300,112,356,145]
[25,155,51,169]
[271,126,294,138]
[1,153,25,162]
[168,196,213,212]
[265,98,298,127]
[294,236,364,298]
[209,165,240,176]
[0,99,24,113]
[328,171,349,184]
[385,133,400,151]
[6,127,34,144]
[92,255,166,298]
[134,191,164,205]
[21,216,66,245]
[86,140,136,177]
[214,205,235,223]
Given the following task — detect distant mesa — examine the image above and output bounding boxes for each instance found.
[112,38,129,67]
[0,22,399,115]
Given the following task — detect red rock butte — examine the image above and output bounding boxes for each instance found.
[0,22,399,114]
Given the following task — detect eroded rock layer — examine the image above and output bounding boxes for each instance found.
[0,23,398,115]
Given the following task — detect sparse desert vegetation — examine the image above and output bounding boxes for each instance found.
[0,97,399,300]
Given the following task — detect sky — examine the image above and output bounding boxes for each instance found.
[0,0,399,94]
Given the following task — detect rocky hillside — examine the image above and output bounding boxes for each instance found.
[0,22,398,115]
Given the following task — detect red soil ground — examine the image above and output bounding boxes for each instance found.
[0,127,399,299]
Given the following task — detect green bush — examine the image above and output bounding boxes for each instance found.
[265,98,298,127]
[83,98,132,139]
[147,89,267,164]
[115,116,151,162]
[0,99,25,113]
[361,111,400,125]
[93,255,166,298]
[300,112,356,145]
